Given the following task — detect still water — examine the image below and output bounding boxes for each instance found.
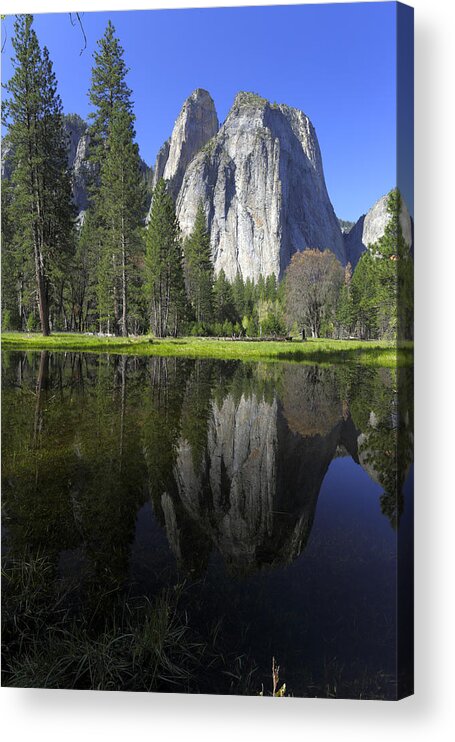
[1,352,413,698]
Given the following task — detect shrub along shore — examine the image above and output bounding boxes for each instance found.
[1,333,413,368]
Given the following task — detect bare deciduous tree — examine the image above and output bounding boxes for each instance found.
[284,249,344,338]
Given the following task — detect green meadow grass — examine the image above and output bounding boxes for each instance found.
[1,332,413,367]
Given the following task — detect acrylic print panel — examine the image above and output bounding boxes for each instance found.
[1,2,414,699]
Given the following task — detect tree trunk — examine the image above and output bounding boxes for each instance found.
[112,253,119,336]
[121,226,128,337]
[18,279,23,331]
[33,242,50,336]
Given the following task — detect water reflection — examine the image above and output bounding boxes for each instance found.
[1,351,413,696]
[2,352,413,580]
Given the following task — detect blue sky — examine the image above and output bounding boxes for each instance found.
[1,3,399,222]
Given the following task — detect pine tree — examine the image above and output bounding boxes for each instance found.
[184,203,214,324]
[145,179,185,337]
[86,20,140,330]
[255,274,266,304]
[336,262,355,337]
[265,273,278,302]
[3,15,74,336]
[232,271,246,318]
[88,20,133,170]
[374,188,412,339]
[69,210,101,331]
[96,106,146,336]
[351,252,380,339]
[1,179,23,329]
[213,269,238,324]
[39,44,76,329]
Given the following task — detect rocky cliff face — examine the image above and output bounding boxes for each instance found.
[152,88,219,199]
[2,114,152,224]
[63,115,152,222]
[1,139,14,180]
[173,91,345,280]
[3,87,408,276]
[150,89,415,280]
[63,115,94,216]
[344,191,413,267]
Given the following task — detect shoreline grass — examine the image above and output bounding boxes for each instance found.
[1,332,413,367]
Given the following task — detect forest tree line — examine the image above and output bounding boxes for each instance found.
[1,16,413,340]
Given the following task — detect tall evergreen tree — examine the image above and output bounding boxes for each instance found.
[373,188,412,339]
[184,203,214,324]
[336,262,355,337]
[3,15,74,335]
[68,210,99,331]
[351,252,380,339]
[232,271,246,318]
[1,179,23,329]
[213,269,238,324]
[145,179,186,337]
[88,20,133,170]
[265,273,278,302]
[85,20,140,331]
[96,106,146,336]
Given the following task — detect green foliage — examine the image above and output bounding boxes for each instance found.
[348,189,413,341]
[25,313,39,332]
[0,179,24,330]
[184,203,214,324]
[2,15,75,336]
[145,179,186,337]
[213,269,239,324]
[261,310,287,336]
[350,251,381,339]
[336,263,355,337]
[235,91,267,107]
[96,106,146,335]
[88,20,133,170]
[1,310,12,331]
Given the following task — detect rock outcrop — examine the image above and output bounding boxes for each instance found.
[3,87,410,277]
[2,114,152,225]
[174,91,345,280]
[344,191,413,268]
[151,139,171,190]
[72,135,96,224]
[152,88,219,199]
[1,139,14,181]
[63,115,152,222]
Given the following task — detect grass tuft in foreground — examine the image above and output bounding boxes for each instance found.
[1,551,228,692]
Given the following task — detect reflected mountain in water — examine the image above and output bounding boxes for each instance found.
[141,362,412,576]
[2,353,413,581]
